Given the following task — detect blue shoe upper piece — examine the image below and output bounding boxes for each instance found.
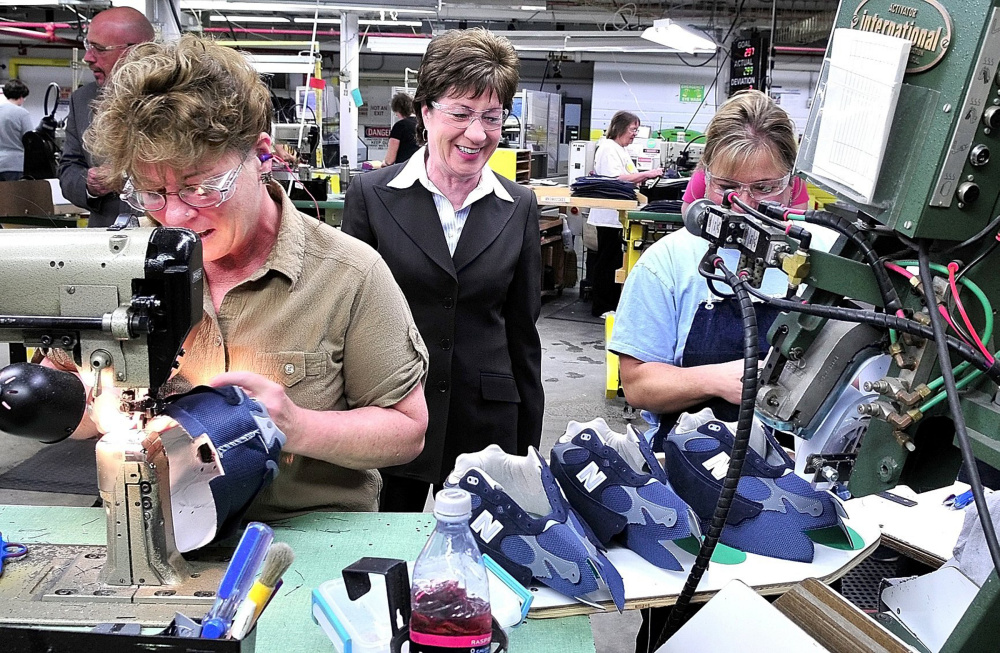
[664,418,843,563]
[447,450,627,611]
[161,384,285,542]
[550,428,695,571]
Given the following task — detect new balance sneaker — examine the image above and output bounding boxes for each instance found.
[550,418,700,571]
[445,445,627,611]
[663,408,849,563]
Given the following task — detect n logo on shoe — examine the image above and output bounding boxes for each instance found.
[576,461,607,492]
[702,451,731,480]
[471,510,504,543]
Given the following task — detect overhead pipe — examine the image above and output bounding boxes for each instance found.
[0,22,75,29]
[774,45,826,54]
[0,26,78,45]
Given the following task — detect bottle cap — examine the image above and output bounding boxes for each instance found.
[434,488,472,519]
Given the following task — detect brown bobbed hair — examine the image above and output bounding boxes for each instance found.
[413,28,519,145]
[701,89,798,178]
[606,111,639,142]
[85,35,272,190]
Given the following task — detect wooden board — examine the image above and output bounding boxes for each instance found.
[527,514,880,618]
[531,184,645,210]
[845,483,969,567]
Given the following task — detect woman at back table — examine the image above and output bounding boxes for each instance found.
[342,28,544,512]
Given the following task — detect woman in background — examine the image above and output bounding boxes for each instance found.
[342,28,543,512]
[587,110,663,317]
[383,92,419,166]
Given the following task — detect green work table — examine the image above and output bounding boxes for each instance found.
[292,196,345,227]
[0,505,596,652]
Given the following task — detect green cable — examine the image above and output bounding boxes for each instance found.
[920,368,984,414]
[891,260,996,412]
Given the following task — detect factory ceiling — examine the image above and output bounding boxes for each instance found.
[0,0,839,55]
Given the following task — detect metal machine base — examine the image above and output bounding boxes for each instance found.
[0,543,227,626]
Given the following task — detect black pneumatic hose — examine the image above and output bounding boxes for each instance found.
[916,241,1000,575]
[738,285,1000,384]
[654,256,758,648]
[801,210,903,315]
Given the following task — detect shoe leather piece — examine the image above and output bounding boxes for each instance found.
[446,445,627,611]
[550,418,698,571]
[664,409,846,563]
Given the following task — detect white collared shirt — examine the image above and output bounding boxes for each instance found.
[387,146,514,255]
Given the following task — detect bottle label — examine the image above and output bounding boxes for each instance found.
[410,631,491,652]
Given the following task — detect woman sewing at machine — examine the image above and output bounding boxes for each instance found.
[52,35,430,520]
[608,89,810,652]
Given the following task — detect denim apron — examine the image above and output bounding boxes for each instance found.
[649,295,781,451]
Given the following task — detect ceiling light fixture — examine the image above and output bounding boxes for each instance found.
[210,15,291,22]
[291,17,422,25]
[640,18,717,54]
[366,36,432,54]
[518,5,546,10]
[182,1,436,15]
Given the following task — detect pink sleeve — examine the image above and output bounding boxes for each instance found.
[791,176,809,207]
[683,169,707,204]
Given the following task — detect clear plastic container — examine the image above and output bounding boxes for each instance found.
[409,489,492,653]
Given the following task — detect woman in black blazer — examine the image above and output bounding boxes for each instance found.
[342,28,544,512]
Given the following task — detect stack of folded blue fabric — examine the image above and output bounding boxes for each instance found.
[571,174,637,201]
[640,199,683,214]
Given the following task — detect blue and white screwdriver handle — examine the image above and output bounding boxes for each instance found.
[201,522,275,639]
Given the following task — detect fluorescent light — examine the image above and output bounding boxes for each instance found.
[360,18,422,26]
[291,18,421,25]
[182,1,436,15]
[518,4,546,10]
[293,17,341,23]
[366,36,431,54]
[210,15,290,22]
[640,18,716,54]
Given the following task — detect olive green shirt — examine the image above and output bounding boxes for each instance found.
[43,185,422,521]
[176,185,428,518]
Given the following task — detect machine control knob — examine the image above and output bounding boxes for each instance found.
[957,181,980,205]
[969,144,990,167]
[984,106,1000,130]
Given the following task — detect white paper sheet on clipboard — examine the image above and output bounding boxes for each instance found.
[811,28,911,204]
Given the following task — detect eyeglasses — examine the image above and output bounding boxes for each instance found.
[628,126,640,134]
[83,39,136,54]
[430,101,510,132]
[705,170,791,202]
[121,159,247,212]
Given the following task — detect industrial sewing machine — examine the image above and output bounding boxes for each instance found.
[681,0,1000,649]
[0,226,234,625]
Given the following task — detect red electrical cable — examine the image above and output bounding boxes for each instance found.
[948,262,994,364]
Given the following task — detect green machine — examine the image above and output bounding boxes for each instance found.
[685,0,1000,649]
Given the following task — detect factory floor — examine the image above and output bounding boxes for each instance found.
[0,284,643,652]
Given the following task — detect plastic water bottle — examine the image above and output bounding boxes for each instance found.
[409,488,492,653]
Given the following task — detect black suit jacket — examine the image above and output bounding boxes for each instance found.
[342,163,544,484]
[58,82,126,228]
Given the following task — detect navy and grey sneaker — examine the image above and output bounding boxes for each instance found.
[663,408,849,563]
[445,445,627,611]
[550,418,700,571]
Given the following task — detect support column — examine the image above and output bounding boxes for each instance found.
[339,13,360,167]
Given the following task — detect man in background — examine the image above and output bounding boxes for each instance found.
[58,7,154,227]
[0,80,32,181]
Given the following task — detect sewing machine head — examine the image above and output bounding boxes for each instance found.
[0,226,202,427]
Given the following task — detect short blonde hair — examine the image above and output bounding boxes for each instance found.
[702,90,798,178]
[86,35,271,189]
[413,28,519,144]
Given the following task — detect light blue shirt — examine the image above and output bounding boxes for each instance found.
[608,227,790,442]
[387,146,514,255]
